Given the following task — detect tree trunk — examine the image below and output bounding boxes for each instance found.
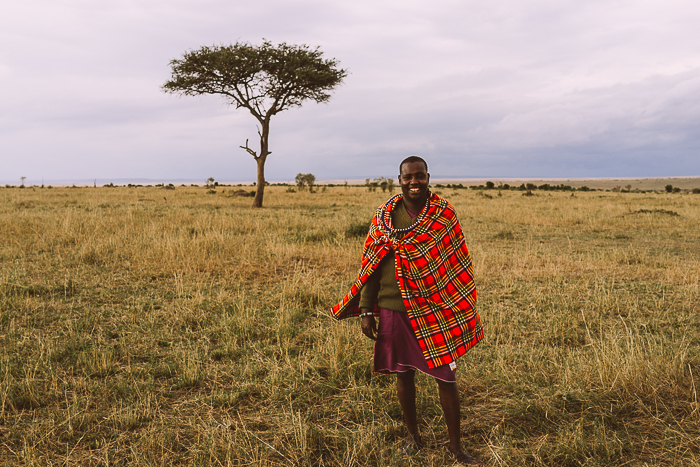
[251,121,270,208]
[252,156,266,207]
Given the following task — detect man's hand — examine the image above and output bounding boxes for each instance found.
[360,310,378,341]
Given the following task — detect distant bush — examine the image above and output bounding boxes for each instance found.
[295,173,316,192]
[692,188,700,194]
[232,190,255,197]
[365,176,393,192]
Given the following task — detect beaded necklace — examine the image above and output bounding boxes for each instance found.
[378,193,431,235]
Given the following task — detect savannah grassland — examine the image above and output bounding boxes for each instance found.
[1,184,699,467]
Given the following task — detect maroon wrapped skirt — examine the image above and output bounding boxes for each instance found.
[374,307,456,382]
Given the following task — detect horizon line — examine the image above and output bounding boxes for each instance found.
[3,175,700,187]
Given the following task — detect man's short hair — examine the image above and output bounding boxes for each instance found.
[399,156,428,174]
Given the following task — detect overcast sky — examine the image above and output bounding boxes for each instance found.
[2,0,700,184]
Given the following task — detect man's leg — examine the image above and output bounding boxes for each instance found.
[436,379,462,452]
[436,379,482,465]
[396,370,423,447]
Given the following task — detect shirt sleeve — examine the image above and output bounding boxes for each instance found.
[359,268,380,309]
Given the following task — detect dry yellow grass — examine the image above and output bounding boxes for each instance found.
[1,185,699,466]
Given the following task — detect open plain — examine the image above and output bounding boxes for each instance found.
[1,185,699,466]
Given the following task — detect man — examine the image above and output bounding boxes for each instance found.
[330,156,484,465]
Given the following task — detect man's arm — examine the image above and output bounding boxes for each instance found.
[359,268,380,340]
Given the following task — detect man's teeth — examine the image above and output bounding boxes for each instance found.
[410,188,419,192]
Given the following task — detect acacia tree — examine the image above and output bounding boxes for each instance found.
[162,41,346,207]
[295,173,316,192]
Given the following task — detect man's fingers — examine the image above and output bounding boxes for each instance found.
[361,315,378,340]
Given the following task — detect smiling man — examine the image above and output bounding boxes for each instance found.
[331,156,484,465]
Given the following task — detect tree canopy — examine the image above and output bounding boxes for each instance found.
[163,41,346,207]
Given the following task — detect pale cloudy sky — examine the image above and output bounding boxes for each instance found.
[2,0,700,184]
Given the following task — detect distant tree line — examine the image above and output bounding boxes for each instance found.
[4,180,699,194]
[434,182,594,192]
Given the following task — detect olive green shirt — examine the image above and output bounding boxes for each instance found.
[359,199,415,312]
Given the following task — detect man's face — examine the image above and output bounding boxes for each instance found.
[399,161,430,204]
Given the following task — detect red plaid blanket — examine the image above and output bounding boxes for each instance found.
[331,193,484,369]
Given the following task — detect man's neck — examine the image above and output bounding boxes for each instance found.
[402,196,426,215]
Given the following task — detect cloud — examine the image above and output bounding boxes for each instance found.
[2,0,700,182]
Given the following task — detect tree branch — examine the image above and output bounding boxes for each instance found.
[240,139,258,160]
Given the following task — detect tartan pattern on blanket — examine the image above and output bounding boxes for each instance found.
[331,193,484,369]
